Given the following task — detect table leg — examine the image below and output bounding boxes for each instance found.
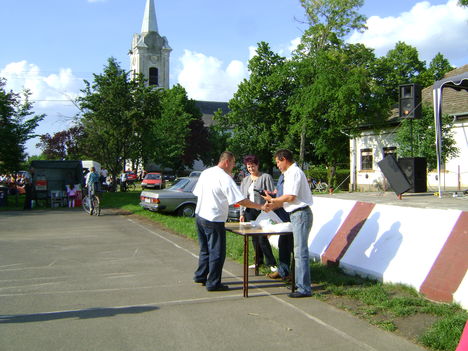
[243,235,248,297]
[254,237,259,276]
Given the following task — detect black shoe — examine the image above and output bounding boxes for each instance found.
[206,284,229,292]
[194,279,206,286]
[288,292,312,298]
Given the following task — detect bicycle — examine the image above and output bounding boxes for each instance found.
[82,189,101,216]
[126,180,136,191]
[310,178,329,192]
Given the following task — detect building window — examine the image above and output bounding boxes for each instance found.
[149,67,158,86]
[360,148,373,170]
[383,146,397,158]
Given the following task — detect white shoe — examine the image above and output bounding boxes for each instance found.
[248,264,256,269]
[270,266,278,272]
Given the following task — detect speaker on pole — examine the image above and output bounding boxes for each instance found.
[399,84,422,119]
[377,155,411,195]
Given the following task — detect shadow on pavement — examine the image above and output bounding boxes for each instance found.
[0,305,158,324]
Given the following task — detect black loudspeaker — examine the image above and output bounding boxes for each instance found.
[399,84,421,119]
[398,157,427,193]
[377,155,411,195]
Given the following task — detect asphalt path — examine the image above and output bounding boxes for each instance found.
[0,208,426,351]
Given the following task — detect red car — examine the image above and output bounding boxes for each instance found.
[125,171,138,181]
[141,172,164,189]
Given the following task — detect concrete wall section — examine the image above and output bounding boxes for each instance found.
[339,205,460,289]
[420,212,468,304]
[454,272,468,310]
[308,198,357,260]
[303,197,467,308]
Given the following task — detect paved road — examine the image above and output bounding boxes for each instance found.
[319,191,468,211]
[0,209,426,351]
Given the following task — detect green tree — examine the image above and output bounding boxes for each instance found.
[148,84,199,173]
[374,42,427,101]
[77,57,142,179]
[289,44,386,184]
[0,78,44,173]
[459,0,468,6]
[77,58,209,177]
[418,53,454,87]
[132,82,162,171]
[298,0,367,54]
[216,42,293,171]
[394,106,458,170]
[290,0,384,184]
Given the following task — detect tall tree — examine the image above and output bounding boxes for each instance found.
[77,58,143,179]
[374,42,427,101]
[149,84,198,173]
[298,0,367,54]
[292,0,368,170]
[289,44,386,184]
[216,41,293,171]
[0,78,44,173]
[418,53,454,88]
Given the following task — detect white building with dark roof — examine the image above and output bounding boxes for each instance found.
[349,65,468,193]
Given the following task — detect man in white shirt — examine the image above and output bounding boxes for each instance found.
[264,149,313,298]
[193,151,265,292]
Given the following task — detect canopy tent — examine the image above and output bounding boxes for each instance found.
[432,72,468,197]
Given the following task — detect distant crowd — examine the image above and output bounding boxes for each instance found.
[0,172,31,195]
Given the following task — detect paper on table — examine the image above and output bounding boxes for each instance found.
[253,211,292,232]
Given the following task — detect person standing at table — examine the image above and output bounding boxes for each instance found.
[267,173,293,281]
[193,151,265,292]
[264,149,313,298]
[239,155,277,272]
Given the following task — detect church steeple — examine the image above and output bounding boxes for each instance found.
[141,0,158,33]
[130,0,171,89]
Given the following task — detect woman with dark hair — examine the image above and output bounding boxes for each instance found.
[239,155,277,271]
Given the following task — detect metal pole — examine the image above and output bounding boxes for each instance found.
[433,88,443,198]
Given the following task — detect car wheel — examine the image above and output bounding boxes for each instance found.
[178,204,196,217]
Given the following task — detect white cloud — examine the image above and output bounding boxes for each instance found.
[348,0,468,66]
[1,61,84,155]
[177,50,248,101]
[1,60,83,108]
[248,46,258,60]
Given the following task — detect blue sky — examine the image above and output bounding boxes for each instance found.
[1,0,467,156]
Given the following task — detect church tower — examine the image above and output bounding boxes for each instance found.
[130,0,171,89]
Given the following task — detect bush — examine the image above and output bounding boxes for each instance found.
[305,166,350,190]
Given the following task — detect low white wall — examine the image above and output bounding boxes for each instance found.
[271,197,468,309]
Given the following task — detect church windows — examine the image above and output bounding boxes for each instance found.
[149,67,158,86]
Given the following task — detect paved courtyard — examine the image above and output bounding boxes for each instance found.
[0,208,426,351]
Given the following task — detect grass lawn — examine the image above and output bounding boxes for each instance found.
[2,190,466,351]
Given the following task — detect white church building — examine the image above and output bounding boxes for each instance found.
[127,0,229,172]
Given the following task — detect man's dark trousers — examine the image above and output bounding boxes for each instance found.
[194,215,226,290]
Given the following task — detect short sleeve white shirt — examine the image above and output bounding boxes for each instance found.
[282,163,313,213]
[193,166,245,222]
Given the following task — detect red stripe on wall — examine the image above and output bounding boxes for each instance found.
[420,211,468,302]
[321,202,375,266]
